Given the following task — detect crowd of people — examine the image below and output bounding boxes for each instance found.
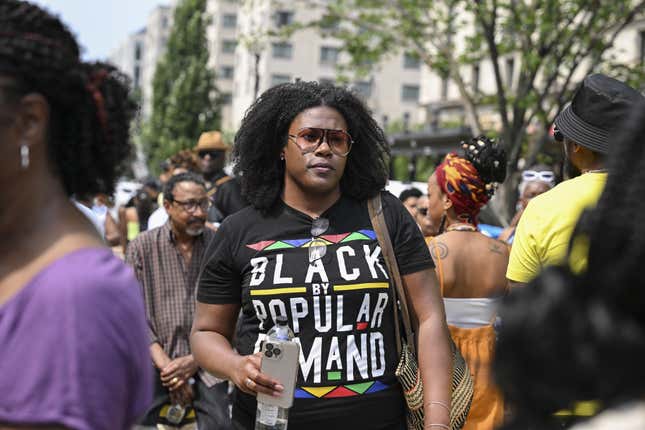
[2,2,645,430]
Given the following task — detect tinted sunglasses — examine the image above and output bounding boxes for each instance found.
[522,170,555,183]
[288,127,353,157]
[198,150,225,159]
[309,217,330,262]
[553,126,564,142]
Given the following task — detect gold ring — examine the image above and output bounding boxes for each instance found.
[245,377,254,388]
[171,377,179,385]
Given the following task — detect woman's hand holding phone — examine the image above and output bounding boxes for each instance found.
[231,352,284,397]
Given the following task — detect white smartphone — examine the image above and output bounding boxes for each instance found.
[256,340,300,409]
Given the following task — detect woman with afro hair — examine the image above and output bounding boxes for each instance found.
[0,1,151,429]
[191,81,452,430]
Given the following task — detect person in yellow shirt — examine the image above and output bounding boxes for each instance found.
[507,74,644,287]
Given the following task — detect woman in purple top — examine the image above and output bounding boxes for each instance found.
[0,1,152,429]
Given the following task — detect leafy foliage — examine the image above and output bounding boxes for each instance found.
[296,0,645,219]
[142,0,220,172]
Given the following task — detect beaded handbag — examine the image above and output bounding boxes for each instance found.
[368,195,473,430]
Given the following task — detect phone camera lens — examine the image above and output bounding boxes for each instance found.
[265,350,273,358]
[273,348,281,356]
[266,343,274,351]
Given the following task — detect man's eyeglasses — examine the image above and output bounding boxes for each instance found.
[522,170,555,183]
[198,150,224,159]
[288,127,353,157]
[171,198,210,213]
[309,217,330,262]
[416,207,428,216]
[553,126,565,142]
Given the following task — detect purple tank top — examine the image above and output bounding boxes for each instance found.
[0,248,153,430]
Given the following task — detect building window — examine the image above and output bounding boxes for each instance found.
[271,74,291,87]
[161,16,168,29]
[222,14,237,28]
[134,66,140,88]
[221,92,232,104]
[640,30,645,65]
[354,81,372,99]
[320,46,340,65]
[220,66,234,80]
[274,11,294,27]
[472,64,480,92]
[222,39,237,54]
[505,57,515,87]
[134,42,142,61]
[272,42,293,59]
[402,84,420,102]
[403,52,420,69]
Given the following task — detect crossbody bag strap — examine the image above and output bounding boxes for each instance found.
[367,194,416,356]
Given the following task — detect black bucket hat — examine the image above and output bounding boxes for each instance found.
[554,73,645,154]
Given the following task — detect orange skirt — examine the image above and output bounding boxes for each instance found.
[449,324,503,430]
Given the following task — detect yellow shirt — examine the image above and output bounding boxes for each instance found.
[506,172,607,283]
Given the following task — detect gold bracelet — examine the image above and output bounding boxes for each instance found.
[427,400,450,413]
[428,424,449,430]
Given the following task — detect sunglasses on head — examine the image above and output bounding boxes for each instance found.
[198,149,224,159]
[308,217,330,262]
[288,127,353,157]
[522,170,555,183]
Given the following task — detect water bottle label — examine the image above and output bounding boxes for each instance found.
[258,403,279,426]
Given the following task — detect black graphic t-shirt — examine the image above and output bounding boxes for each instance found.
[197,191,433,429]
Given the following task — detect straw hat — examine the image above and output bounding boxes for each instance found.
[195,131,229,151]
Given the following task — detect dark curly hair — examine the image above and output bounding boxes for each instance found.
[232,81,389,212]
[0,0,136,197]
[494,103,645,429]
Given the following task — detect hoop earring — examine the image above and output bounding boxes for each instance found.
[20,145,30,169]
[280,153,285,161]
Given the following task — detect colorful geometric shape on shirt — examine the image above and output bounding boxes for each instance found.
[356,322,368,330]
[246,240,276,251]
[294,388,316,399]
[301,385,337,398]
[320,233,351,243]
[326,385,359,398]
[345,381,375,394]
[327,371,342,381]
[340,231,372,243]
[359,229,377,240]
[365,380,389,394]
[264,241,295,251]
[302,238,333,247]
[283,238,310,247]
[297,381,389,399]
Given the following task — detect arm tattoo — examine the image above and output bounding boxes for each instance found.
[490,242,505,255]
[430,241,449,260]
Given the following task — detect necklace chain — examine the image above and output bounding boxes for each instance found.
[446,222,477,232]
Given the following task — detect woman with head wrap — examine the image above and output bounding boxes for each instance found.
[425,136,508,430]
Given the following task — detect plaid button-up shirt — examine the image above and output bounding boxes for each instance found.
[126,222,214,358]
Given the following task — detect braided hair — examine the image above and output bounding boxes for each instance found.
[233,80,390,212]
[494,103,645,428]
[0,0,136,197]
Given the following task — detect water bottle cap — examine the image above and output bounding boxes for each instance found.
[276,315,288,325]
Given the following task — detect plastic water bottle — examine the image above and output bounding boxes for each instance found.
[255,315,294,430]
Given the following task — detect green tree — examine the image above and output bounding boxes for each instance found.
[143,0,220,171]
[292,0,645,220]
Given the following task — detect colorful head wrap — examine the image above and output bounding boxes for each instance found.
[435,153,490,224]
